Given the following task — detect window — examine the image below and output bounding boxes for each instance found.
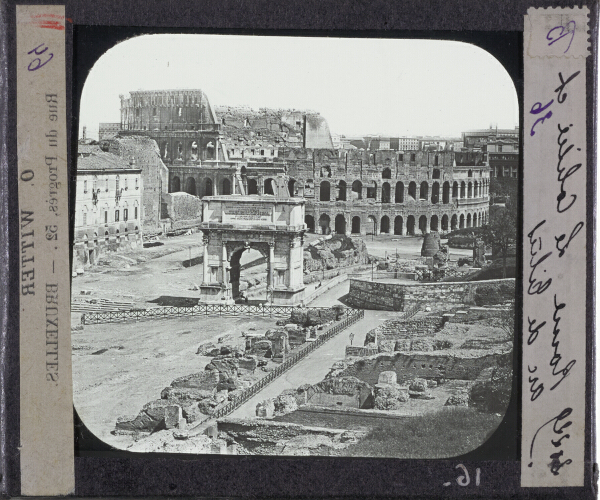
[105,177,109,191]
[399,153,404,161]
[135,178,139,190]
[498,145,503,152]
[124,178,128,190]
[123,209,128,221]
[82,212,87,226]
[410,153,416,162]
[104,211,108,224]
[83,180,87,192]
[134,207,138,219]
[115,210,120,222]
[116,177,120,192]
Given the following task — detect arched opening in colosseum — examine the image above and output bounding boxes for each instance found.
[366,181,377,200]
[170,176,181,192]
[288,178,296,197]
[247,178,258,195]
[473,213,478,227]
[382,182,391,203]
[190,141,198,161]
[459,214,465,228]
[441,181,449,204]
[335,214,346,234]
[418,215,428,234]
[337,180,347,201]
[395,181,404,203]
[264,178,276,195]
[351,216,361,234]
[380,216,390,234]
[305,215,315,233]
[408,181,417,200]
[451,214,458,230]
[406,215,415,235]
[460,181,466,198]
[452,181,459,198]
[367,215,377,236]
[432,168,440,179]
[430,215,439,232]
[351,180,362,200]
[222,178,232,195]
[319,181,331,201]
[382,167,392,179]
[304,179,314,198]
[394,216,403,235]
[467,213,472,227]
[319,214,331,234]
[185,177,196,196]
[160,141,168,160]
[441,214,449,231]
[419,181,429,201]
[467,182,473,198]
[474,180,479,198]
[431,182,440,204]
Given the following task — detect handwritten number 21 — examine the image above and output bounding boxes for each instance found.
[27,43,53,71]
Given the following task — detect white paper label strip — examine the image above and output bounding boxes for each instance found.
[16,5,74,495]
[522,6,589,488]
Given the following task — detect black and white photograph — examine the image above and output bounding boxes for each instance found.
[69,33,520,457]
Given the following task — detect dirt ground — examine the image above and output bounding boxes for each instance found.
[72,314,280,449]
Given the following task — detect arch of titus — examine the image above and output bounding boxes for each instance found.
[199,195,306,305]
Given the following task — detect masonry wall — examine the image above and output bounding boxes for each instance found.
[164,192,203,223]
[335,351,510,383]
[347,278,515,310]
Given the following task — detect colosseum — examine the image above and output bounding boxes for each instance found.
[116,89,490,235]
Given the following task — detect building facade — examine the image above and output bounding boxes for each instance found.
[73,149,143,267]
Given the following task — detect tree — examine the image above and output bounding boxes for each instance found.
[481,194,517,278]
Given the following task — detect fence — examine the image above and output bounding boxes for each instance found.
[82,303,355,325]
[203,308,364,422]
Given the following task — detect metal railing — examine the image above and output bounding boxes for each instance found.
[82,304,354,325]
[202,308,365,422]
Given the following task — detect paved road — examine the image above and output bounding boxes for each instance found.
[230,300,397,419]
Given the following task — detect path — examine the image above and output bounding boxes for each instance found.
[229,308,397,418]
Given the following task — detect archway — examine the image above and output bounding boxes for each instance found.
[351,216,361,234]
[474,181,479,198]
[431,182,440,204]
[468,182,473,198]
[380,215,390,233]
[460,181,466,198]
[473,213,478,227]
[408,181,417,200]
[406,215,416,235]
[419,215,428,234]
[366,181,377,199]
[451,214,458,230]
[247,178,258,195]
[264,178,276,195]
[185,177,196,196]
[319,214,331,234]
[420,181,429,201]
[466,213,472,227]
[442,182,450,204]
[334,214,346,234]
[432,168,441,179]
[394,216,403,235]
[203,177,213,197]
[171,176,181,193]
[460,214,465,228]
[441,214,449,231]
[305,215,315,233]
[382,167,392,179]
[229,245,268,300]
[337,180,347,201]
[382,182,391,203]
[222,178,231,195]
[430,215,439,232]
[452,181,459,199]
[288,178,296,197]
[367,215,377,236]
[320,180,331,201]
[351,180,362,200]
[395,181,404,203]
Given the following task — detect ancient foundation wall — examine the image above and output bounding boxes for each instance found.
[336,351,510,383]
[347,278,515,310]
[164,192,203,222]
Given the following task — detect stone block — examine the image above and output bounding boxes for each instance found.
[378,371,397,385]
[256,399,275,417]
[164,405,182,429]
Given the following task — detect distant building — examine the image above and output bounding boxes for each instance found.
[487,138,519,178]
[462,127,519,153]
[73,148,143,267]
[99,122,120,140]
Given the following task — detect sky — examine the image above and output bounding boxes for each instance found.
[79,34,519,141]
